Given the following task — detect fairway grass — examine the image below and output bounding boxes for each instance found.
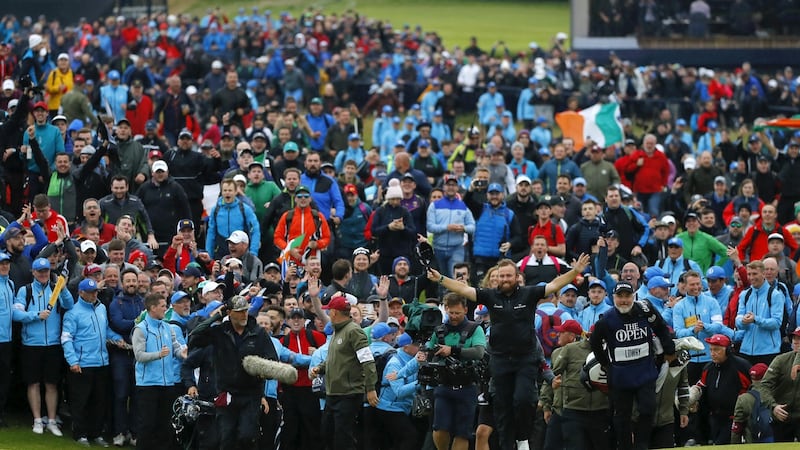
[168,0,569,54]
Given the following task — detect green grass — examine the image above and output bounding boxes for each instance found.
[0,418,109,449]
[169,0,570,55]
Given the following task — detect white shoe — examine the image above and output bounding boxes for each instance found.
[32,419,44,434]
[113,433,126,446]
[516,440,530,450]
[46,422,63,437]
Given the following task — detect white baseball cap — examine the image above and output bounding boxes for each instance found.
[211,60,223,69]
[152,160,168,172]
[233,174,247,184]
[80,240,97,252]
[2,79,14,91]
[227,230,249,244]
[202,281,225,296]
[8,99,18,109]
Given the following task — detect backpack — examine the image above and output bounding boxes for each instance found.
[519,254,561,274]
[658,257,692,273]
[748,389,775,443]
[25,281,60,314]
[742,283,792,339]
[536,309,564,358]
[528,221,559,246]
[282,328,319,350]
[374,349,397,395]
[284,207,322,241]
[214,200,249,236]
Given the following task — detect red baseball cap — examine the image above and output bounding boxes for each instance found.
[322,296,351,311]
[74,74,85,85]
[33,101,48,111]
[344,184,358,196]
[148,149,163,160]
[791,326,800,337]
[705,334,731,347]
[749,363,768,381]
[554,319,583,335]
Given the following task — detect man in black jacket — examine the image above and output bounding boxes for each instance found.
[189,296,274,449]
[136,161,192,255]
[164,129,223,233]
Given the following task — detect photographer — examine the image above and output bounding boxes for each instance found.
[424,292,487,450]
[427,253,590,450]
[189,296,275,449]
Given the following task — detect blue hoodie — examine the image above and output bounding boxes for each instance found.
[672,293,730,363]
[735,282,785,356]
[133,314,181,387]
[376,349,418,414]
[0,275,14,343]
[13,278,75,346]
[61,297,109,368]
[206,197,261,258]
[426,196,475,249]
[22,122,64,172]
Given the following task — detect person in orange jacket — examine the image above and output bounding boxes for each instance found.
[273,185,331,266]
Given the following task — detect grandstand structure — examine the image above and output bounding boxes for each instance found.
[571,0,800,67]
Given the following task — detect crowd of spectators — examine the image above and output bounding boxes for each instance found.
[0,5,799,450]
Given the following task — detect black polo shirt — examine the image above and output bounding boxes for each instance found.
[476,284,545,356]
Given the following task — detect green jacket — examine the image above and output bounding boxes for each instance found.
[115,138,149,186]
[60,90,98,127]
[633,366,689,426]
[551,340,608,412]
[580,160,621,200]
[540,347,563,414]
[318,319,377,396]
[245,180,282,222]
[676,230,728,272]
[731,382,770,444]
[759,350,800,421]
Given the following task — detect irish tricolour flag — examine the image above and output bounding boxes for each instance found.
[277,234,305,264]
[555,102,624,149]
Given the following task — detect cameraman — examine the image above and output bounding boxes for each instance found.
[427,253,590,450]
[426,292,487,450]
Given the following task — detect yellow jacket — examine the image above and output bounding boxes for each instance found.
[44,68,74,111]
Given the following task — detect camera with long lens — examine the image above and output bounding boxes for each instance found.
[417,356,489,387]
[18,74,44,96]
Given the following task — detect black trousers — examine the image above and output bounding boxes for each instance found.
[136,385,174,450]
[490,353,538,450]
[543,411,563,450]
[217,394,261,450]
[258,397,282,450]
[68,366,109,440]
[280,385,321,450]
[372,409,418,450]
[322,394,362,450]
[560,408,610,450]
[610,380,657,450]
[0,342,10,421]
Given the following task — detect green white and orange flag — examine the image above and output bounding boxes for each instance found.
[277,234,305,264]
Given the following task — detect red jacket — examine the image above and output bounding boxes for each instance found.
[30,211,70,243]
[736,219,798,262]
[624,149,670,194]
[125,94,153,136]
[281,328,326,388]
[615,153,637,188]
